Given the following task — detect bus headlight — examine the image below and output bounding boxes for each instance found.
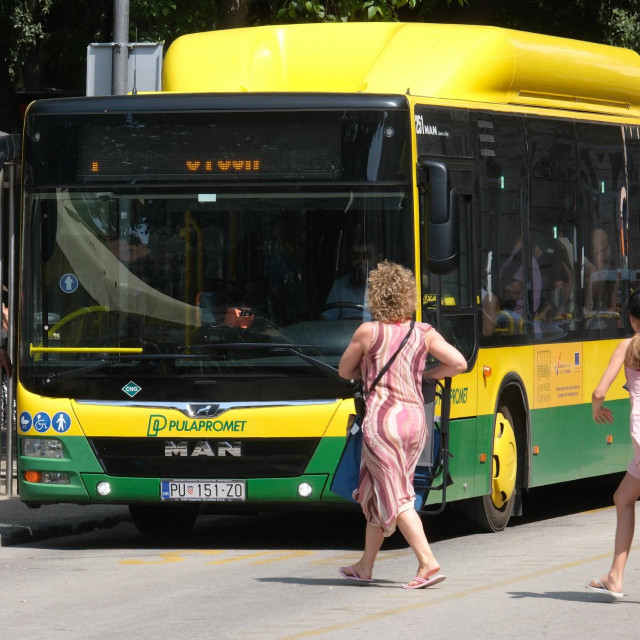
[22,470,70,484]
[42,472,70,484]
[21,438,64,459]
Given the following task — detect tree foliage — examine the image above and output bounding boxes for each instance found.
[272,0,467,23]
[2,0,640,92]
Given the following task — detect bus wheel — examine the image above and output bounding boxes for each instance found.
[456,405,518,532]
[129,504,198,535]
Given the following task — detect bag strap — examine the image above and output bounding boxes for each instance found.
[366,319,415,396]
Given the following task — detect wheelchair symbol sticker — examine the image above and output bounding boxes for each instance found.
[19,411,32,433]
[33,412,51,433]
[52,411,71,433]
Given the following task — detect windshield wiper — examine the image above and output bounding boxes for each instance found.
[186,342,343,380]
[41,354,199,388]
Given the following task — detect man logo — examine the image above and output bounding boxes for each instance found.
[164,440,242,457]
[189,404,221,418]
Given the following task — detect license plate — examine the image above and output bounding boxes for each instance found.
[160,480,246,501]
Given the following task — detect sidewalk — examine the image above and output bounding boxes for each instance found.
[0,478,130,546]
[0,495,130,546]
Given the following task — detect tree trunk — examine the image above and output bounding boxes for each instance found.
[0,55,21,133]
[218,0,250,29]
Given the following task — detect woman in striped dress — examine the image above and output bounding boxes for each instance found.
[338,261,466,589]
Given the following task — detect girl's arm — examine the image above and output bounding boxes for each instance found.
[338,323,372,380]
[592,338,630,424]
[424,329,467,380]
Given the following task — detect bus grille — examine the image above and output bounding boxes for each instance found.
[88,437,321,479]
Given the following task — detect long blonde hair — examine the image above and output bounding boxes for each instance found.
[625,333,640,369]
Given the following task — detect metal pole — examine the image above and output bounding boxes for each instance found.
[5,162,17,495]
[0,165,4,494]
[112,0,130,95]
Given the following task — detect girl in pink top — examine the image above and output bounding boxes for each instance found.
[588,291,640,599]
[338,261,466,589]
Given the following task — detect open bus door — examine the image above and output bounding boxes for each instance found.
[414,377,452,515]
[417,157,475,515]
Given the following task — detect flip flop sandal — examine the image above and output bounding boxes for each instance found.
[402,574,447,589]
[338,565,373,583]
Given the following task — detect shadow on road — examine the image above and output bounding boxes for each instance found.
[23,472,625,552]
[508,590,639,604]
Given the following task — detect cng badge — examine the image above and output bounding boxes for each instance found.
[122,381,142,398]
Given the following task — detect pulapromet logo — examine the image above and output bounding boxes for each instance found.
[147,415,248,437]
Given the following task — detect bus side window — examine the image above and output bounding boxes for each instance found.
[578,123,627,340]
[626,127,640,322]
[527,117,579,343]
[476,113,530,345]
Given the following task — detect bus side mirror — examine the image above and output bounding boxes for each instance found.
[420,160,459,275]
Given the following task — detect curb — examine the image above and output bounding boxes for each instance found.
[0,513,130,547]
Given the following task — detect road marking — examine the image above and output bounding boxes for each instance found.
[119,550,223,565]
[310,550,409,566]
[120,549,316,566]
[275,544,640,640]
[207,550,311,565]
[253,551,315,565]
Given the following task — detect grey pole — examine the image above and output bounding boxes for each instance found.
[0,165,5,494]
[5,161,17,495]
[112,0,130,95]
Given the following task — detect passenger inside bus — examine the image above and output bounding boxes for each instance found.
[534,238,573,322]
[585,226,619,313]
[482,230,541,336]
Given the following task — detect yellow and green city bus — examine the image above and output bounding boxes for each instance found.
[15,23,640,533]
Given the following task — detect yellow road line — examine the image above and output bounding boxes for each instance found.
[253,551,316,565]
[119,550,223,565]
[310,550,409,566]
[275,544,640,640]
[207,550,291,565]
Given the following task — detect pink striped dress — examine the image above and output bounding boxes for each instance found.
[355,321,431,536]
[625,365,640,479]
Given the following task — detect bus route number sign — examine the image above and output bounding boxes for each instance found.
[160,480,246,501]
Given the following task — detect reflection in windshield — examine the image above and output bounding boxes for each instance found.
[22,188,413,394]
[56,191,200,326]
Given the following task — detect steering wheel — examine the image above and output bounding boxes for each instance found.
[46,305,110,339]
[33,305,112,361]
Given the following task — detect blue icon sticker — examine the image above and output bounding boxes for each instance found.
[19,411,32,433]
[33,412,51,433]
[60,273,79,294]
[52,411,71,433]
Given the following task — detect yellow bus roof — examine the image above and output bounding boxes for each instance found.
[162,22,640,118]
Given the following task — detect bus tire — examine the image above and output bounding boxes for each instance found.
[456,405,518,532]
[129,504,198,535]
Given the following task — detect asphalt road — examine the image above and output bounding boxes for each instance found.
[1,474,638,640]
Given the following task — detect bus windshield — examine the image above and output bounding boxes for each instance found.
[21,186,413,401]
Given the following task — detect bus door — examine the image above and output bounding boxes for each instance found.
[419,160,477,504]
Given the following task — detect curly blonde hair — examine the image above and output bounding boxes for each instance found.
[366,260,417,323]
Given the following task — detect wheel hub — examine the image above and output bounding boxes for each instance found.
[491,411,517,509]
